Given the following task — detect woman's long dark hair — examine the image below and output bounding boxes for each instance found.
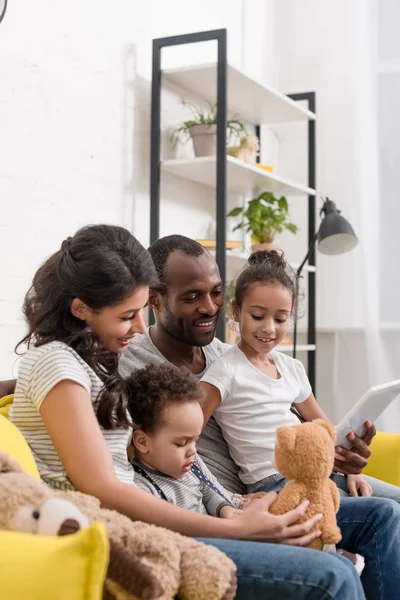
[17,224,158,430]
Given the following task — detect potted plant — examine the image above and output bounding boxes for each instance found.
[225,278,238,345]
[227,191,298,251]
[172,100,247,157]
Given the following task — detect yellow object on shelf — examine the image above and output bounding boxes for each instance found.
[255,164,274,173]
[196,239,242,250]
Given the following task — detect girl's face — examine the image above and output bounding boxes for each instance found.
[233,282,293,355]
[76,286,149,353]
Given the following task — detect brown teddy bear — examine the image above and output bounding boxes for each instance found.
[269,419,342,551]
[0,451,236,600]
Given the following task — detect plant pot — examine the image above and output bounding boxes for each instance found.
[189,124,217,157]
[251,241,280,253]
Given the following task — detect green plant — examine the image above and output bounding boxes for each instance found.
[172,100,247,147]
[227,191,299,245]
[225,278,236,322]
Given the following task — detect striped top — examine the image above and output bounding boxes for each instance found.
[10,341,133,490]
[132,455,231,517]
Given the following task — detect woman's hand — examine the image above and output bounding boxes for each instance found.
[347,474,373,497]
[230,493,323,546]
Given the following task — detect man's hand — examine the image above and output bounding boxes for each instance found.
[334,420,376,475]
[347,474,373,497]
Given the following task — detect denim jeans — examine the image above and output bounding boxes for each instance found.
[198,537,365,599]
[331,472,400,503]
[199,496,400,599]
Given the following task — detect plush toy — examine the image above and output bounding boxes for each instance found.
[269,419,342,551]
[227,135,260,163]
[0,451,236,600]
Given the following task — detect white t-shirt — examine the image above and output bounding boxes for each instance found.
[10,341,133,490]
[201,345,312,484]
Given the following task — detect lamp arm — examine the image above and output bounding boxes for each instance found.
[296,232,318,278]
[293,232,318,360]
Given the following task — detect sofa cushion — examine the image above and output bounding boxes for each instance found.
[0,414,40,480]
[0,522,109,600]
[363,432,400,487]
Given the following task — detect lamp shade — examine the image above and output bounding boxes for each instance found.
[317,198,358,256]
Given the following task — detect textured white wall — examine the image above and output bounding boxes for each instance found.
[0,0,279,377]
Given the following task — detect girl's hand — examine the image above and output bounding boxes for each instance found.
[230,492,323,546]
[347,474,373,497]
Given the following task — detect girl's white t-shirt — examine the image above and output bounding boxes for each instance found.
[201,344,312,484]
[9,341,133,490]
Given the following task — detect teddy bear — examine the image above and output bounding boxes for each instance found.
[0,451,236,600]
[227,135,260,163]
[269,419,342,551]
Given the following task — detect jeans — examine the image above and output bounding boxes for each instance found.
[198,537,365,600]
[331,472,400,503]
[245,475,400,600]
[200,497,400,599]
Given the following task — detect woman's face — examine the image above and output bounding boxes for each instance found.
[77,286,149,353]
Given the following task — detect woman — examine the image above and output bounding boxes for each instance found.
[10,224,365,599]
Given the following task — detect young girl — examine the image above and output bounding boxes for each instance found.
[200,250,372,497]
[9,225,330,574]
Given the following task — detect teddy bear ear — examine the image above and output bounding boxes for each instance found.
[0,451,24,474]
[276,425,297,451]
[313,419,336,442]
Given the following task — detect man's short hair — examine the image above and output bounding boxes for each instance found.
[148,235,205,294]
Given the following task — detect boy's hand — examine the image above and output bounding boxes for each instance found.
[219,505,243,519]
[242,491,269,501]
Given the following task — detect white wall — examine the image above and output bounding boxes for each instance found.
[0,0,280,377]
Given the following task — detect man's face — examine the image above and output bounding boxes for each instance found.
[155,251,224,346]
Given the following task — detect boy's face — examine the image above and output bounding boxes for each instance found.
[133,401,204,479]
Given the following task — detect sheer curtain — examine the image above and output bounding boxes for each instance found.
[332,0,400,432]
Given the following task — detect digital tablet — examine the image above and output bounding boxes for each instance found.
[335,380,400,448]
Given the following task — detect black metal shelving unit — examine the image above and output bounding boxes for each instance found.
[149,29,317,392]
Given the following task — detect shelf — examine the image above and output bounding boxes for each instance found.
[276,344,316,353]
[162,156,315,197]
[163,63,316,125]
[210,250,316,279]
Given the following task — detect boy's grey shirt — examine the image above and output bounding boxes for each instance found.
[119,328,246,493]
[132,455,231,517]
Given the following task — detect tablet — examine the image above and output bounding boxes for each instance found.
[335,379,400,448]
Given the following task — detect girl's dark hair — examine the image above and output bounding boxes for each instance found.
[125,363,204,434]
[18,224,158,430]
[235,250,297,314]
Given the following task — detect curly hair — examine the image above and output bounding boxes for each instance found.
[126,363,204,434]
[17,224,158,430]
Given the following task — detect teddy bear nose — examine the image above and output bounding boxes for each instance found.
[32,510,40,520]
[58,519,80,536]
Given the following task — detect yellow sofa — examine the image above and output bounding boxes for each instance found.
[0,393,398,598]
[363,432,400,487]
[0,399,110,600]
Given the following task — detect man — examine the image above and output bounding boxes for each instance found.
[120,234,399,502]
[118,234,400,599]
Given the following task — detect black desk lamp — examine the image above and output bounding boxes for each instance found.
[292,198,358,359]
